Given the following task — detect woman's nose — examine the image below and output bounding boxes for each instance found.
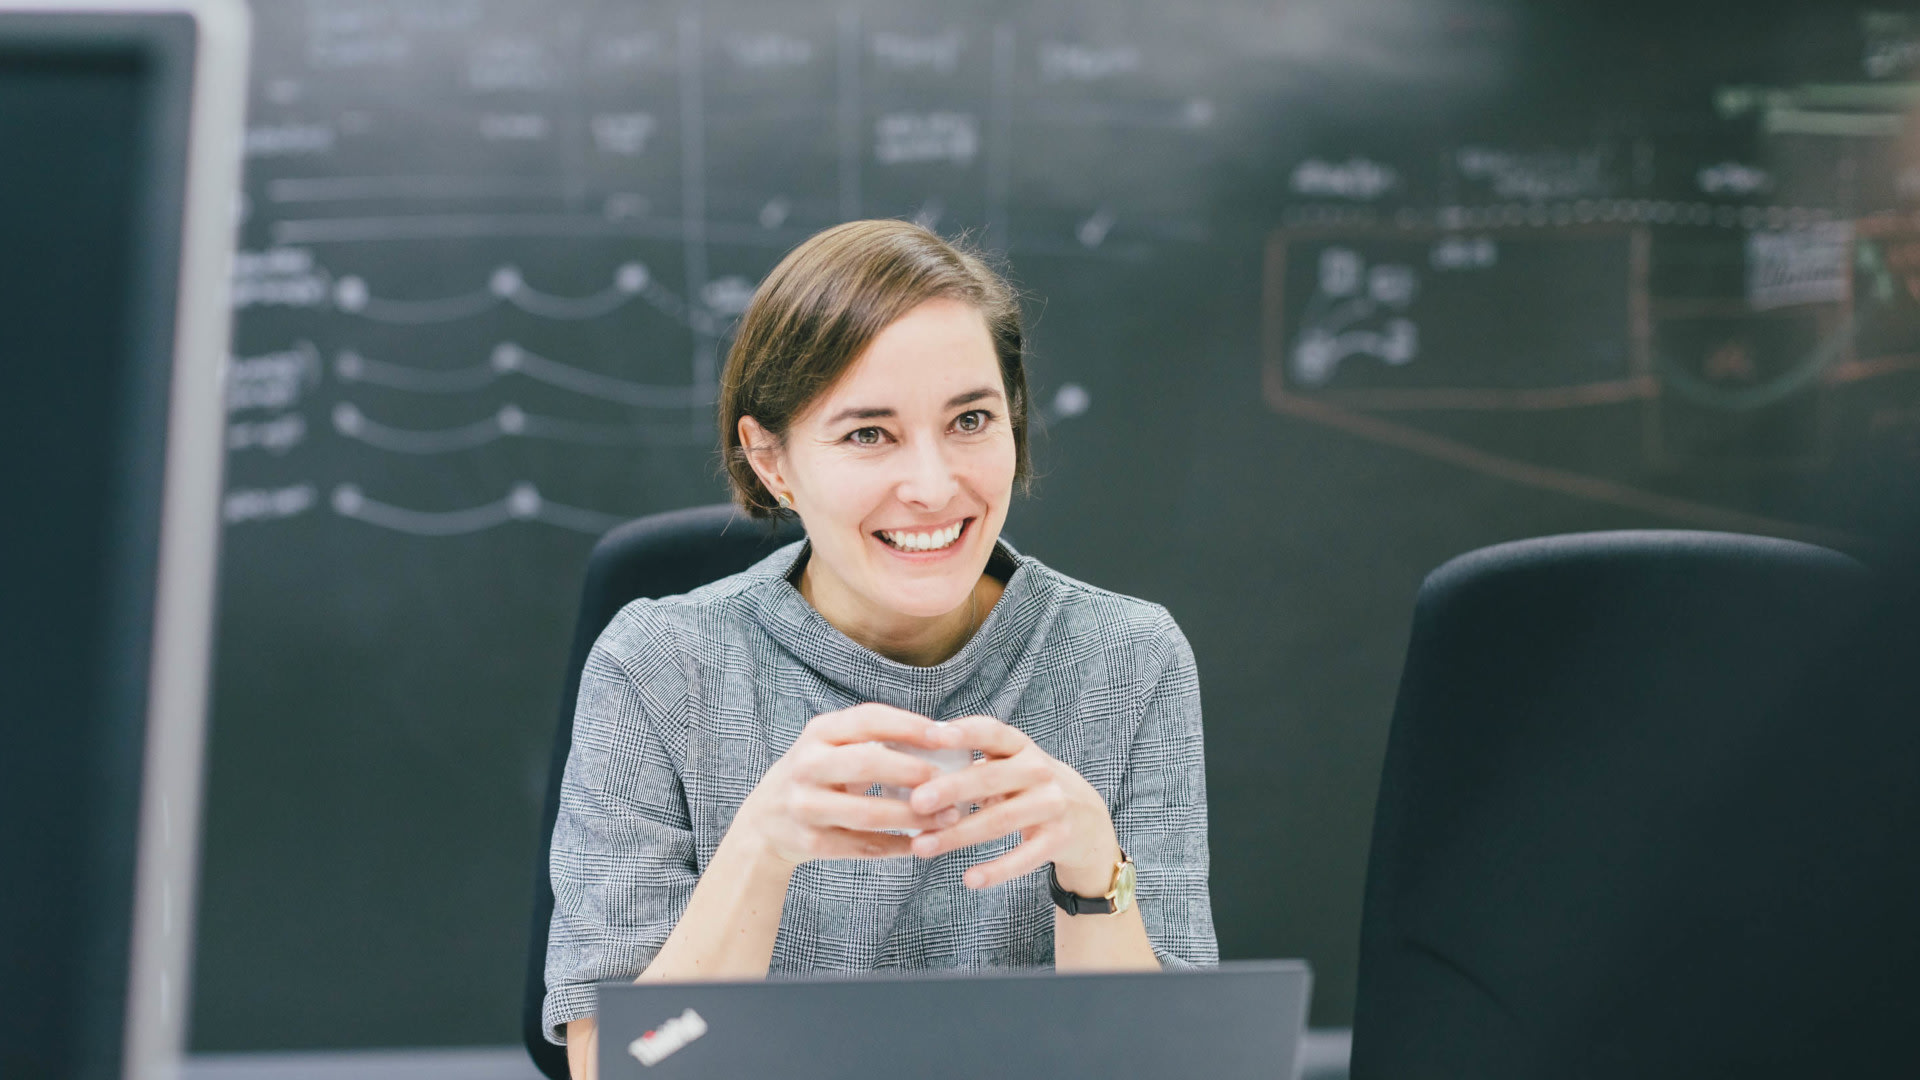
[895,436,961,508]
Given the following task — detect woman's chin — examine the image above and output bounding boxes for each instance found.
[881,589,978,622]
[863,569,980,620]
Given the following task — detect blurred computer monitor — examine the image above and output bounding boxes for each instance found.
[0,2,245,1078]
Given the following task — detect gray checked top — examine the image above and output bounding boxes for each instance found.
[541,538,1217,1043]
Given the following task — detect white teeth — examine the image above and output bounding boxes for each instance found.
[882,522,963,551]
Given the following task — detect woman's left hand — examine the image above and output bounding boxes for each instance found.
[905,716,1122,895]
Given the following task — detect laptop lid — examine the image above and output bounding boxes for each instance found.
[596,960,1311,1080]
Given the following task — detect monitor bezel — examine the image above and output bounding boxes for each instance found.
[0,2,247,1078]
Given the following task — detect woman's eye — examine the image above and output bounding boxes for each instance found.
[954,410,991,433]
[848,427,884,446]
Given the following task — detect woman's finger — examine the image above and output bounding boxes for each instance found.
[960,834,1057,889]
[793,788,947,833]
[910,786,1066,858]
[809,827,918,860]
[939,714,1031,759]
[801,742,941,789]
[907,754,1050,815]
[806,703,944,748]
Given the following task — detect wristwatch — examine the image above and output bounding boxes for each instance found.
[1048,851,1136,916]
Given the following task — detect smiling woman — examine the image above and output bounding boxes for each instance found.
[739,295,1018,664]
[542,220,1218,1079]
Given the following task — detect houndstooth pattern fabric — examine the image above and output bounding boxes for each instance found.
[541,539,1217,1043]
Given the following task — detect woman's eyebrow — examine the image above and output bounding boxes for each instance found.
[945,387,1003,408]
[823,406,895,425]
[823,388,1002,426]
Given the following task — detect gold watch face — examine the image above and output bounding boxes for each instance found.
[1109,858,1136,914]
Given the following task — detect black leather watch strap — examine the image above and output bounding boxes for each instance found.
[1048,862,1115,915]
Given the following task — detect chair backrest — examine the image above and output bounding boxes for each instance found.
[1351,529,1920,1080]
[522,504,802,1079]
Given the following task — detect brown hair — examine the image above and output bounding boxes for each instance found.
[719,219,1031,518]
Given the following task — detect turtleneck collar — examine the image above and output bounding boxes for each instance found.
[743,537,1054,720]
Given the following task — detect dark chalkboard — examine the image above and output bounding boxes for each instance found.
[194,0,1920,1050]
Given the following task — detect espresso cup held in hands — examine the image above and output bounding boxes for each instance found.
[875,727,974,834]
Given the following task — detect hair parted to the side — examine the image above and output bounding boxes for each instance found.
[719,219,1032,519]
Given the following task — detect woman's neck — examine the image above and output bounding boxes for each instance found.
[798,562,1005,667]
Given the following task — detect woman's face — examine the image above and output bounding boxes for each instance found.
[749,297,1017,622]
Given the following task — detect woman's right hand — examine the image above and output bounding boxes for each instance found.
[733,703,964,867]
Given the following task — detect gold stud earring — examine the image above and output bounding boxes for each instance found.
[775,491,793,510]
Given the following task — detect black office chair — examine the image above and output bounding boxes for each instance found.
[522,504,803,1080]
[1351,529,1920,1080]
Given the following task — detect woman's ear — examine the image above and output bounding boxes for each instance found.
[737,415,788,500]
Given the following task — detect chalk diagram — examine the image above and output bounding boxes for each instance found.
[323,333,720,530]
[327,256,725,533]
[233,261,726,534]
[333,401,703,453]
[1268,228,1673,411]
[1260,219,1920,550]
[331,261,693,326]
[330,482,622,537]
[336,342,709,409]
[1289,246,1419,387]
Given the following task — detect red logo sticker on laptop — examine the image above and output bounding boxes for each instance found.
[628,1008,709,1067]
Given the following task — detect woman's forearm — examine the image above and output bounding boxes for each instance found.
[1053,900,1162,972]
[566,1017,599,1080]
[638,824,796,982]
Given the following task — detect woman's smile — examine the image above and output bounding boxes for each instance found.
[873,516,974,556]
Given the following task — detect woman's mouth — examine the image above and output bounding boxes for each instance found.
[875,518,971,554]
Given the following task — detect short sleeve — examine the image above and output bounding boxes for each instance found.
[540,613,701,1044]
[1111,610,1219,968]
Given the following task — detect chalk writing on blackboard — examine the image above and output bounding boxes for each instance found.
[232,248,330,310]
[724,32,815,70]
[1291,158,1398,201]
[871,30,962,74]
[334,343,708,410]
[1290,246,1420,386]
[467,38,553,92]
[331,402,703,454]
[1696,162,1770,196]
[223,483,317,525]
[330,482,623,536]
[1039,41,1140,82]
[228,414,309,455]
[590,113,657,155]
[1746,222,1851,311]
[1264,227,1648,409]
[245,123,335,158]
[1455,145,1608,200]
[227,341,321,412]
[874,112,980,166]
[330,262,670,324]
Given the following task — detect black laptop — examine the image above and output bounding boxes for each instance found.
[596,960,1311,1079]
